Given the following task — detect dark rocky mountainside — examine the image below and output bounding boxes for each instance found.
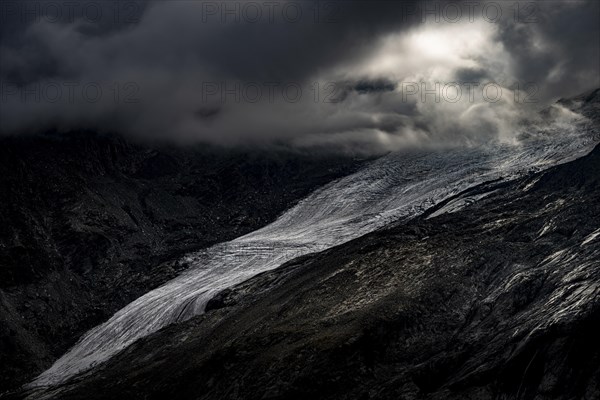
[24,141,600,400]
[0,132,367,393]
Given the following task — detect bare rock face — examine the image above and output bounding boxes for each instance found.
[5,90,600,399]
[0,132,367,393]
[19,142,600,400]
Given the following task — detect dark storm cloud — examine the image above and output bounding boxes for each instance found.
[454,67,491,83]
[0,0,427,145]
[0,0,598,150]
[494,0,600,101]
[0,0,145,85]
[0,0,423,83]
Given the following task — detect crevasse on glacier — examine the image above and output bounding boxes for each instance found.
[30,114,598,390]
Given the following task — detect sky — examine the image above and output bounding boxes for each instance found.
[0,0,598,152]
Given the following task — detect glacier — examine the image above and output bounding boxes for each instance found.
[28,113,599,391]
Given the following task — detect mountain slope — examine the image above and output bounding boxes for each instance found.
[14,91,600,400]
[0,132,367,393]
[22,141,600,400]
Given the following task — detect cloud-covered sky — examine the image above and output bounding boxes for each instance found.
[1,0,598,152]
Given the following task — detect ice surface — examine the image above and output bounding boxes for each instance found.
[30,118,598,389]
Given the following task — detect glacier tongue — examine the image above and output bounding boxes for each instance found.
[30,119,598,389]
